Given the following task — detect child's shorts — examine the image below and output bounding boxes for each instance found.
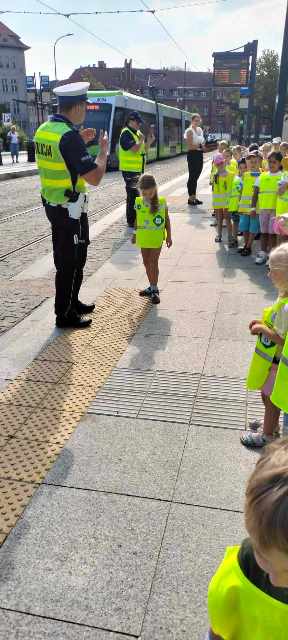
[231,212,240,224]
[239,214,260,234]
[259,211,275,234]
[262,363,278,397]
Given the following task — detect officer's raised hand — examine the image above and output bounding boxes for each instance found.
[80,128,96,144]
[98,129,109,155]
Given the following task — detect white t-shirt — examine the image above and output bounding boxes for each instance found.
[274,299,288,357]
[184,126,204,145]
[8,131,19,144]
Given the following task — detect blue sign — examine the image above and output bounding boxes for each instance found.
[40,75,50,90]
[26,75,35,90]
[240,86,250,97]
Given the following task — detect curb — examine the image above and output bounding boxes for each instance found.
[0,168,38,181]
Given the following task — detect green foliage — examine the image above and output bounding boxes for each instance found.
[0,123,27,151]
[254,49,279,126]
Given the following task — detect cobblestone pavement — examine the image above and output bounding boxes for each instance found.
[0,155,197,335]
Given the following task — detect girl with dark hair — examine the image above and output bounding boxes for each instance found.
[132,174,172,304]
[251,151,283,264]
[184,113,205,206]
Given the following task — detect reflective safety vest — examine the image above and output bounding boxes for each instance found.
[34,120,86,205]
[208,546,288,640]
[258,172,282,211]
[228,175,242,213]
[212,173,234,209]
[238,171,260,214]
[118,127,146,173]
[271,332,288,412]
[262,158,269,172]
[227,158,238,175]
[276,173,288,216]
[135,196,166,248]
[247,297,288,391]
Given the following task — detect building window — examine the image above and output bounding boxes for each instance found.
[2,79,9,93]
[202,104,209,116]
[188,90,194,98]
[0,57,3,68]
[5,56,9,68]
[11,57,16,69]
[11,79,18,93]
[157,88,165,97]
[13,100,20,115]
[200,91,208,97]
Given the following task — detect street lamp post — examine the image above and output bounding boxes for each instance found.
[53,33,73,81]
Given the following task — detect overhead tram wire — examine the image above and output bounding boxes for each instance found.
[140,0,200,72]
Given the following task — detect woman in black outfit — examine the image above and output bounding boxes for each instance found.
[184,113,205,206]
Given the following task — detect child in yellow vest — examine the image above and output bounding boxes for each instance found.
[207,438,288,640]
[227,157,247,247]
[280,141,288,171]
[238,152,261,256]
[251,151,283,265]
[132,173,172,304]
[260,141,272,171]
[212,153,234,244]
[241,244,288,448]
[223,147,237,175]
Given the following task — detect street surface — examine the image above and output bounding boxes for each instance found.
[0,157,272,638]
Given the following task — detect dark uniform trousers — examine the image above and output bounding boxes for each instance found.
[122,171,140,226]
[45,205,89,317]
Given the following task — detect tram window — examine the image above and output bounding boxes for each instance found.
[163,117,181,146]
[111,107,157,152]
[84,103,112,139]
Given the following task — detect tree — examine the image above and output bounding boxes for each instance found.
[254,49,279,130]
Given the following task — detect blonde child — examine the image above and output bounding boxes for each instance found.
[212,153,234,244]
[272,136,282,152]
[260,141,272,171]
[232,145,242,162]
[207,438,288,640]
[238,152,261,256]
[251,151,283,264]
[132,174,172,304]
[223,148,237,175]
[280,141,288,171]
[217,139,229,154]
[241,244,288,448]
[228,157,247,247]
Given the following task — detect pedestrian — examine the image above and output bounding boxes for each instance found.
[207,438,288,640]
[280,141,288,171]
[212,153,234,245]
[223,147,237,175]
[228,157,247,247]
[232,144,242,163]
[248,142,259,153]
[119,111,155,228]
[238,152,261,257]
[260,141,272,171]
[34,82,108,329]
[272,136,282,153]
[132,173,172,305]
[241,244,288,448]
[252,151,283,265]
[184,112,205,206]
[7,125,19,163]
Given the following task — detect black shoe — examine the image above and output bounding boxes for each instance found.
[75,301,95,315]
[56,313,92,329]
[151,292,160,304]
[194,198,203,205]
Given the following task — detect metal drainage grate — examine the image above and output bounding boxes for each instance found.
[191,396,246,430]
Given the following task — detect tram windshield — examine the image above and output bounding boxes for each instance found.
[83,103,112,155]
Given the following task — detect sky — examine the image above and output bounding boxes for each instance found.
[1,0,287,81]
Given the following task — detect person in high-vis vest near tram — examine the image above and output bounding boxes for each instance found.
[206,438,288,640]
[212,153,234,245]
[34,82,108,329]
[119,111,155,228]
[238,152,261,257]
[241,244,288,448]
[251,151,283,265]
[227,157,247,247]
[132,173,172,305]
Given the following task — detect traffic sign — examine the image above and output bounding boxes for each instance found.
[2,113,12,126]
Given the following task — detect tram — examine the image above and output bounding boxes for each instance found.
[83,90,192,168]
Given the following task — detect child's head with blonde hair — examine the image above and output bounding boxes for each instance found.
[268,243,288,295]
[280,141,288,156]
[232,145,242,160]
[245,439,288,587]
[260,142,272,158]
[218,139,229,153]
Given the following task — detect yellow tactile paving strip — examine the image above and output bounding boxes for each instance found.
[0,288,150,545]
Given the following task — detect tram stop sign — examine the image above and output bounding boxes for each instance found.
[213,51,250,87]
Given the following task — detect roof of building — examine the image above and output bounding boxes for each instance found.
[0,20,30,50]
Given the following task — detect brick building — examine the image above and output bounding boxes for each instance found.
[0,21,29,132]
[68,59,234,133]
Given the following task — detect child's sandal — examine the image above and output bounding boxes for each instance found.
[240,431,274,448]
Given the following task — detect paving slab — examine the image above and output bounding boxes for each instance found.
[211,312,259,342]
[0,610,132,640]
[138,309,215,338]
[159,285,220,312]
[174,425,259,511]
[177,251,228,268]
[167,267,224,284]
[0,486,168,636]
[141,504,245,640]
[218,291,273,315]
[117,335,209,372]
[203,339,253,378]
[45,415,187,500]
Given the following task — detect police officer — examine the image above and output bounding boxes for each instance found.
[119,111,155,228]
[34,82,108,329]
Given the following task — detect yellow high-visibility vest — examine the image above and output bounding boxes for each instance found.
[135,196,166,248]
[276,173,288,216]
[228,175,242,213]
[258,172,282,210]
[34,120,86,204]
[208,546,288,640]
[212,173,234,209]
[238,171,260,214]
[118,127,146,173]
[247,297,288,391]
[271,331,288,412]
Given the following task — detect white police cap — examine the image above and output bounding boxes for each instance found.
[53,82,90,104]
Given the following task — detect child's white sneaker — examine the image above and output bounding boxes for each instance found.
[255,250,267,265]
